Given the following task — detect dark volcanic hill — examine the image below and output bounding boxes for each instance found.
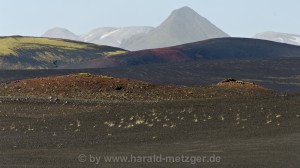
[64,37,300,69]
[0,36,125,69]
[121,6,229,51]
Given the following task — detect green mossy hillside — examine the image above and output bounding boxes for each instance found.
[0,36,126,69]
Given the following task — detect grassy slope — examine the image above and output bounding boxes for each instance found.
[0,36,125,69]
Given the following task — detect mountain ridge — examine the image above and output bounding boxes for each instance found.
[253,31,300,46]
[78,26,154,47]
[41,6,229,50]
[120,6,229,50]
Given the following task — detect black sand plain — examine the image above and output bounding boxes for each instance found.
[0,59,300,168]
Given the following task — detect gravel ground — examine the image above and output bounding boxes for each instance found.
[0,94,299,168]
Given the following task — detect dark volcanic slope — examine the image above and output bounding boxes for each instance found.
[1,58,300,93]
[66,38,300,69]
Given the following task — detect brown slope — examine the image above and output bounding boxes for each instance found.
[215,78,271,92]
[0,74,272,101]
[0,73,194,100]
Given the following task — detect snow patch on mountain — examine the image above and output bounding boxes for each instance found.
[253,31,300,46]
[292,36,300,43]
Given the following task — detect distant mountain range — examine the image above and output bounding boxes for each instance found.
[42,6,229,50]
[253,31,300,46]
[121,6,229,51]
[78,27,154,48]
[62,37,300,69]
[42,27,153,48]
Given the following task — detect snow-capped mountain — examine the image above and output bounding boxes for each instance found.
[253,31,300,46]
[78,26,154,47]
[42,6,229,50]
[42,26,153,48]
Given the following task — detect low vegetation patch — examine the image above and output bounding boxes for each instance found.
[0,36,126,69]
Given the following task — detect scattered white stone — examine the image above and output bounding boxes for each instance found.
[28,125,34,131]
[220,115,225,121]
[170,123,176,128]
[104,121,115,127]
[135,119,145,125]
[10,123,16,130]
[57,143,63,148]
[188,107,193,114]
[147,123,154,127]
[164,117,170,121]
[236,114,240,120]
[76,120,81,127]
[124,123,134,128]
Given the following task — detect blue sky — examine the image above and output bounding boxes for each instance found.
[0,0,299,37]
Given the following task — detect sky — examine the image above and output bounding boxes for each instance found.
[1,0,300,37]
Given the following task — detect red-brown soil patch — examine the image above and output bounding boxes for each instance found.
[0,74,273,100]
[0,73,200,100]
